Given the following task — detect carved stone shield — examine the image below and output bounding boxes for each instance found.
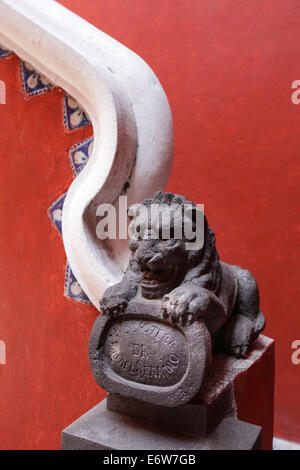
[89,297,212,406]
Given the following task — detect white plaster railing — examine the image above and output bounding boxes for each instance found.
[0,0,174,308]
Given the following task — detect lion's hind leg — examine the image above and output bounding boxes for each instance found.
[219,266,266,358]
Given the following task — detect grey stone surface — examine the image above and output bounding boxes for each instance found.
[105,335,273,438]
[89,297,211,407]
[106,388,234,437]
[62,399,262,450]
[75,192,270,451]
[91,192,266,408]
[99,192,265,355]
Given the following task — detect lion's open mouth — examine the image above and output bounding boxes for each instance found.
[141,266,177,292]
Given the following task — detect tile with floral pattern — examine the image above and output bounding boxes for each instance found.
[48,194,91,304]
[20,61,53,97]
[64,263,91,304]
[63,95,91,131]
[0,44,11,59]
[48,193,66,235]
[69,137,94,176]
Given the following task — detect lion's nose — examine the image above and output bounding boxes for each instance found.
[136,249,163,271]
[136,250,151,270]
[147,253,163,270]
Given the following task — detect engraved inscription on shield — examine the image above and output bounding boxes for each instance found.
[105,319,189,387]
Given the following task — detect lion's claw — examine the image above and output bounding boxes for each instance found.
[100,296,128,318]
[161,286,209,325]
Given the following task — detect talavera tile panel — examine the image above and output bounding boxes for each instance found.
[63,95,91,131]
[69,137,94,176]
[1,50,94,305]
[64,263,91,304]
[48,193,91,304]
[48,193,66,235]
[20,61,53,97]
[0,44,12,59]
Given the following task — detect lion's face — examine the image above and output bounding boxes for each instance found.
[129,231,188,299]
[127,191,219,299]
[127,191,221,300]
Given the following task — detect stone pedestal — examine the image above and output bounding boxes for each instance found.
[62,399,261,450]
[62,335,274,450]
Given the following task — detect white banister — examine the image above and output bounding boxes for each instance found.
[0,0,174,309]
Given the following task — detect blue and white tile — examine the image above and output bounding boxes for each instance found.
[63,95,91,131]
[48,194,91,304]
[20,61,53,97]
[0,44,11,59]
[48,193,66,235]
[69,137,94,176]
[64,263,91,304]
[48,94,93,304]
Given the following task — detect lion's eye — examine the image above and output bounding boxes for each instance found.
[165,239,179,248]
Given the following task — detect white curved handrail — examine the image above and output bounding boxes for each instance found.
[0,0,173,308]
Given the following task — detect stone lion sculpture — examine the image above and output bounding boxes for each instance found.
[100,191,265,358]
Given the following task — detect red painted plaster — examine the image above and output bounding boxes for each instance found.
[0,0,299,448]
[0,54,99,450]
[58,0,300,444]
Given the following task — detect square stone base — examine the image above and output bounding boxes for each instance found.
[62,400,262,450]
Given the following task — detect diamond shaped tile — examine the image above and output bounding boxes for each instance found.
[48,194,91,304]
[48,92,93,305]
[20,61,53,97]
[48,193,66,235]
[0,43,11,59]
[64,263,91,304]
[69,137,94,176]
[63,95,91,131]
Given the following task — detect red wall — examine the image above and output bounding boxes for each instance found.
[0,0,299,448]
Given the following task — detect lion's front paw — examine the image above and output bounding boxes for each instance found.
[161,285,210,325]
[99,291,128,318]
[221,314,255,358]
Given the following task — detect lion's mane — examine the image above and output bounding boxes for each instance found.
[139,191,222,294]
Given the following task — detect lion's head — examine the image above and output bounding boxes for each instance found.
[128,191,222,299]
